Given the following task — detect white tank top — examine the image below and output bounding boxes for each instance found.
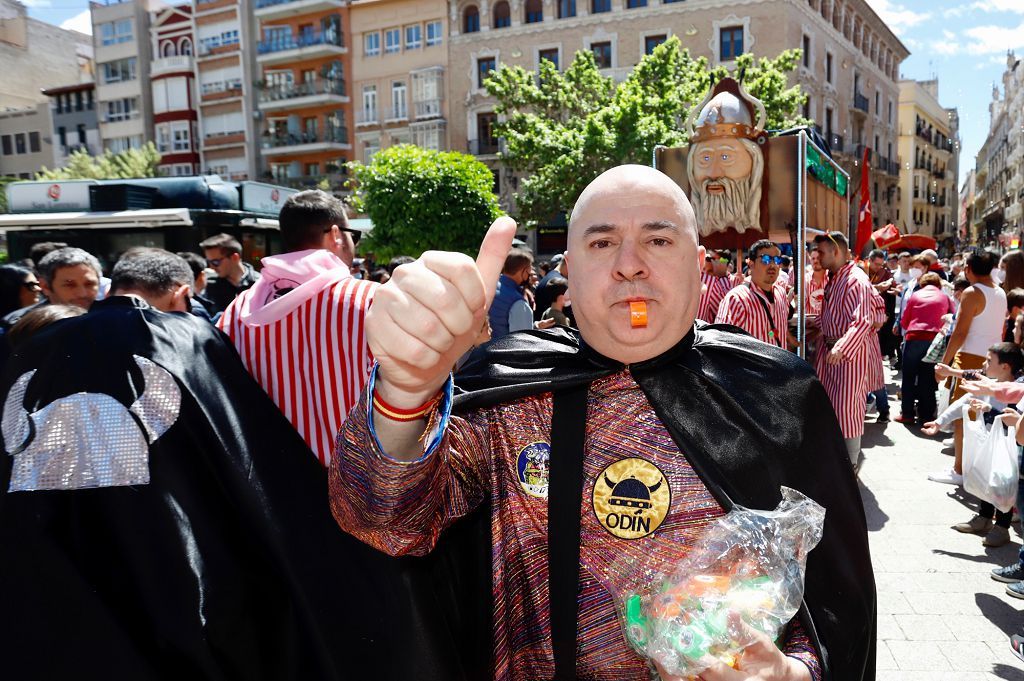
[961,282,1007,357]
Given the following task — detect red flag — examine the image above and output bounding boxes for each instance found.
[854,146,872,257]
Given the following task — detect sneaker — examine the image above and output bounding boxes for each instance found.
[894,414,915,424]
[983,525,1012,547]
[866,401,877,415]
[991,563,1024,583]
[877,413,890,423]
[928,469,964,485]
[941,437,954,448]
[1006,582,1024,600]
[953,515,994,534]
[1012,634,1024,662]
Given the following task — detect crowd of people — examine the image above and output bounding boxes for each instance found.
[0,172,1018,676]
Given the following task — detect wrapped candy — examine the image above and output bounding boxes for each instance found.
[605,487,825,678]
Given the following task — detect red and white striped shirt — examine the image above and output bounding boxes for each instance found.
[697,272,736,323]
[814,262,876,439]
[219,272,376,467]
[715,280,790,347]
[805,270,827,315]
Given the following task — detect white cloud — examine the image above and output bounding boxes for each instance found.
[964,21,1024,55]
[863,0,931,34]
[19,0,51,6]
[970,0,1024,13]
[59,10,92,36]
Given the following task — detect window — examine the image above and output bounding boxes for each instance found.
[825,106,834,138]
[100,19,132,46]
[591,0,610,13]
[494,2,510,28]
[874,91,880,115]
[802,35,810,67]
[626,0,647,8]
[477,112,498,153]
[106,98,137,122]
[102,58,137,84]
[365,138,381,162]
[379,28,398,54]
[826,52,833,83]
[58,126,67,147]
[0,135,10,155]
[180,38,192,56]
[591,41,612,69]
[558,0,575,18]
[464,6,480,33]
[477,57,496,89]
[405,24,422,49]
[364,31,380,56]
[14,133,26,154]
[539,47,559,69]
[156,125,170,153]
[303,116,318,137]
[28,131,40,153]
[55,96,63,114]
[802,96,811,120]
[362,85,377,120]
[644,34,666,55]
[525,0,543,23]
[162,40,176,57]
[888,100,893,125]
[87,90,94,109]
[172,123,191,151]
[392,81,408,119]
[719,26,743,60]
[306,163,320,176]
[426,21,442,46]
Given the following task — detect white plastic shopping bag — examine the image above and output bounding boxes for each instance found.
[936,384,951,416]
[962,406,1019,513]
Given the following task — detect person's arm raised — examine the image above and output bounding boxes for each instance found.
[366,217,517,461]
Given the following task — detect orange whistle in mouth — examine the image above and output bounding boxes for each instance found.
[629,300,648,328]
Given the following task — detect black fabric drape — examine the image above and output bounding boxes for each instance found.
[453,322,877,681]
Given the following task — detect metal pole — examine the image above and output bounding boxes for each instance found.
[797,132,807,360]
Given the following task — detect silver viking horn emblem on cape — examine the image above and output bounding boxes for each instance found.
[2,355,181,492]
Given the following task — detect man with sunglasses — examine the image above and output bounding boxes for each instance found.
[218,189,375,467]
[696,249,738,323]
[199,233,260,315]
[715,240,792,348]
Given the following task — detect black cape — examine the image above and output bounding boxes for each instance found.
[0,296,486,681]
[452,322,876,681]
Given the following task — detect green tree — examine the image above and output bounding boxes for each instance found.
[35,142,162,180]
[0,175,19,214]
[348,144,502,259]
[485,38,809,224]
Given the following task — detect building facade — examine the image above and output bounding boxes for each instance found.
[0,103,56,179]
[151,3,201,175]
[445,0,908,227]
[193,0,261,180]
[351,0,449,167]
[0,0,93,111]
[896,79,958,245]
[971,52,1023,251]
[254,0,351,191]
[42,82,102,168]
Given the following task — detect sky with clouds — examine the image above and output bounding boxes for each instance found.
[24,0,1024,188]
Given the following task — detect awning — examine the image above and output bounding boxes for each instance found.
[238,217,280,230]
[0,208,193,232]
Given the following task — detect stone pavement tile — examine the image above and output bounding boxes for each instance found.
[877,640,898,670]
[878,591,916,615]
[953,615,1017,642]
[894,613,956,640]
[905,591,988,615]
[875,672,992,681]
[941,640,1008,672]
[885,640,953,671]
[986,639,1024,670]
[878,613,906,640]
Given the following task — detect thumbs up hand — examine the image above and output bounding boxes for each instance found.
[366,217,517,407]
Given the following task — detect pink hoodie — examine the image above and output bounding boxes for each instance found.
[235,249,353,325]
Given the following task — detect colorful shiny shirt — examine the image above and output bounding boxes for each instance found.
[330,368,821,681]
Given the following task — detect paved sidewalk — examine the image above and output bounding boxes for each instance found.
[861,376,1024,680]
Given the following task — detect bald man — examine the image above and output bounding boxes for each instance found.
[329,166,875,681]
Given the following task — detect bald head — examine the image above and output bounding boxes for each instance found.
[569,165,698,243]
[564,164,704,365]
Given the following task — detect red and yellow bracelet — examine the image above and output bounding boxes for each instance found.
[372,389,441,422]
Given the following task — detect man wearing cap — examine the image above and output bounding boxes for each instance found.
[330,165,875,681]
[218,189,375,467]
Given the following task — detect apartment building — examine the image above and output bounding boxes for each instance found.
[92,0,162,154]
[42,82,102,168]
[351,0,448,167]
[0,103,56,179]
[0,0,93,111]
[151,3,201,175]
[971,51,1023,251]
[896,79,958,247]
[254,0,351,191]
[446,0,907,227]
[193,0,260,180]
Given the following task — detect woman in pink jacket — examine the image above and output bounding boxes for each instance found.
[898,272,955,423]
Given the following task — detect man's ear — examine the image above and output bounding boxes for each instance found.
[172,284,191,312]
[696,245,706,273]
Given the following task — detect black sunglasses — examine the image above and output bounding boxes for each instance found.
[22,280,41,292]
[324,225,361,245]
[206,257,224,267]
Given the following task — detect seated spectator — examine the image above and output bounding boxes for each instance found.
[540,277,571,327]
[897,272,954,424]
[925,342,1024,547]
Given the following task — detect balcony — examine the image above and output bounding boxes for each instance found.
[256,29,345,66]
[933,169,947,181]
[274,171,348,191]
[414,98,443,120]
[196,0,236,12]
[203,131,246,149]
[257,79,348,111]
[198,41,240,58]
[468,138,500,156]
[60,143,99,157]
[254,0,344,20]
[262,128,350,154]
[102,111,141,124]
[824,132,844,155]
[201,78,244,102]
[356,109,379,127]
[852,91,869,115]
[384,107,409,124]
[150,55,193,77]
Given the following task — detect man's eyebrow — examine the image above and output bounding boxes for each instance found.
[642,220,679,232]
[582,223,616,238]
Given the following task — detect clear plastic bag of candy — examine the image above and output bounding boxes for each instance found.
[591,487,825,679]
